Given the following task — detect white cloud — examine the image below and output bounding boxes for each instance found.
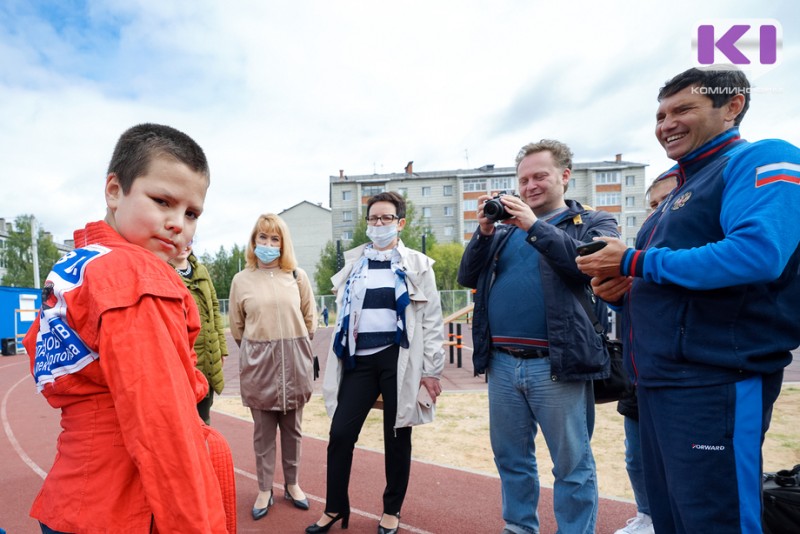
[1,0,798,255]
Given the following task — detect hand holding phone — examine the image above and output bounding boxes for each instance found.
[417,385,434,408]
[576,240,608,256]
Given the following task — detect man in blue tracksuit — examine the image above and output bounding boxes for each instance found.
[577,68,800,533]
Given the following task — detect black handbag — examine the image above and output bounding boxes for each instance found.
[763,464,800,534]
[593,336,629,404]
[568,284,632,404]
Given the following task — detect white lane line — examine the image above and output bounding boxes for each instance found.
[2,373,47,479]
[2,369,433,533]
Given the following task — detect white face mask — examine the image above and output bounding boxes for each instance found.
[366,224,398,249]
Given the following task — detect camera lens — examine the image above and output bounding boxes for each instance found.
[484,199,501,218]
[483,198,508,221]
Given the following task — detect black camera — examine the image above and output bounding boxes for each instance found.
[483,191,519,222]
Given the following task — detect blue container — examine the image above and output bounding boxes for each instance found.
[0,286,41,352]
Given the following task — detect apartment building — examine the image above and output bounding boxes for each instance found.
[329,156,648,247]
[278,201,332,283]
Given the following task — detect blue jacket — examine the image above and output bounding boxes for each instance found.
[620,128,800,387]
[458,200,619,380]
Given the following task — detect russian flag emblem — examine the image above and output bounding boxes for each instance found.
[755,162,800,188]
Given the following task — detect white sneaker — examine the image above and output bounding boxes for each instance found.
[613,512,654,534]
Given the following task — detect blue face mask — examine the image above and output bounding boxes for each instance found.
[255,245,281,264]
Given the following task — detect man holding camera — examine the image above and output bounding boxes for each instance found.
[458,139,619,534]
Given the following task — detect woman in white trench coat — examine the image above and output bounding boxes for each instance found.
[306,192,445,534]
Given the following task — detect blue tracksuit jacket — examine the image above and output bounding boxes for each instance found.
[620,128,800,387]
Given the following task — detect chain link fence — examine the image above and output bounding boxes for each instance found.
[218,290,474,328]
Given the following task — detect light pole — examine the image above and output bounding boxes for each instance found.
[31,216,40,289]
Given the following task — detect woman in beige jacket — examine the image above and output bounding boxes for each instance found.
[229,213,317,521]
[307,192,445,534]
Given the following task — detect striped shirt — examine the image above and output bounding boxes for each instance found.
[355,260,397,355]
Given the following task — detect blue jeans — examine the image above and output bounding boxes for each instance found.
[488,350,598,534]
[623,415,650,515]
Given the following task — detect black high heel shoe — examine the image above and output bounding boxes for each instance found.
[305,511,350,533]
[285,483,310,510]
[251,491,274,520]
[377,512,400,534]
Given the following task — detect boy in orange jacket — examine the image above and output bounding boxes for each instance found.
[23,123,229,533]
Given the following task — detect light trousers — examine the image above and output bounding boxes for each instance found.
[250,407,303,491]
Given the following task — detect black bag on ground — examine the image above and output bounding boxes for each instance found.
[592,336,631,404]
[763,464,800,534]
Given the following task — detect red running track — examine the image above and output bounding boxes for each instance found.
[1,333,639,533]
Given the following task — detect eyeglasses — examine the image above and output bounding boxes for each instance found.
[365,214,401,225]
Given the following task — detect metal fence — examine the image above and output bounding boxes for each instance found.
[218,292,618,334]
[218,290,474,327]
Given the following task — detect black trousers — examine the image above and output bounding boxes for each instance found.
[197,388,214,425]
[325,345,412,515]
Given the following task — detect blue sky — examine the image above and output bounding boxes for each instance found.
[1,0,798,255]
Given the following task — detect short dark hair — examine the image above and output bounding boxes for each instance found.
[658,68,750,126]
[107,123,210,194]
[366,191,406,219]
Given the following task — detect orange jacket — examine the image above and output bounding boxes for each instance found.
[23,221,228,533]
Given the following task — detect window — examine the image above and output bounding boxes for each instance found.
[342,210,352,222]
[421,186,432,197]
[362,185,384,196]
[0,240,5,269]
[20,294,38,322]
[443,185,454,196]
[342,190,352,201]
[626,237,636,246]
[444,226,454,236]
[463,199,478,211]
[569,178,576,191]
[341,230,353,240]
[464,219,479,231]
[596,171,621,184]
[463,178,487,192]
[397,187,407,197]
[422,207,432,218]
[444,206,454,217]
[625,196,636,207]
[491,177,515,190]
[596,193,621,206]
[626,216,637,226]
[625,175,636,186]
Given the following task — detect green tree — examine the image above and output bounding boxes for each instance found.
[394,201,437,253]
[428,242,465,290]
[1,215,64,288]
[313,199,436,295]
[199,244,245,300]
[313,240,339,296]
